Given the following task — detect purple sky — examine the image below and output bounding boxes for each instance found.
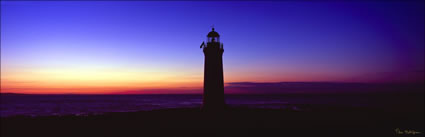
[1,1,424,94]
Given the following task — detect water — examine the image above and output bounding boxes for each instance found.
[0,94,421,117]
[1,94,202,117]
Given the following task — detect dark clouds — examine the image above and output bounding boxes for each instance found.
[225,82,424,94]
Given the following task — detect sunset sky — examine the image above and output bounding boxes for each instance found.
[1,1,424,94]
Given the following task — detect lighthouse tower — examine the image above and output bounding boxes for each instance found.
[201,27,226,111]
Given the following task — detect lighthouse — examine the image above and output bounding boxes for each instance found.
[200,27,226,111]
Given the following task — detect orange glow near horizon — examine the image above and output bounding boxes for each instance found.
[3,59,422,94]
[1,66,205,94]
[1,65,369,94]
[1,64,348,94]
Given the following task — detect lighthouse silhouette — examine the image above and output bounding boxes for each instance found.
[201,27,226,111]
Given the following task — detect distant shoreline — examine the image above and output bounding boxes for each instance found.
[2,81,423,95]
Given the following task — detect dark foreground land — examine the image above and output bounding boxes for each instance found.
[1,105,424,137]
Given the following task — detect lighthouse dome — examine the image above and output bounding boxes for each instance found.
[207,28,220,37]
